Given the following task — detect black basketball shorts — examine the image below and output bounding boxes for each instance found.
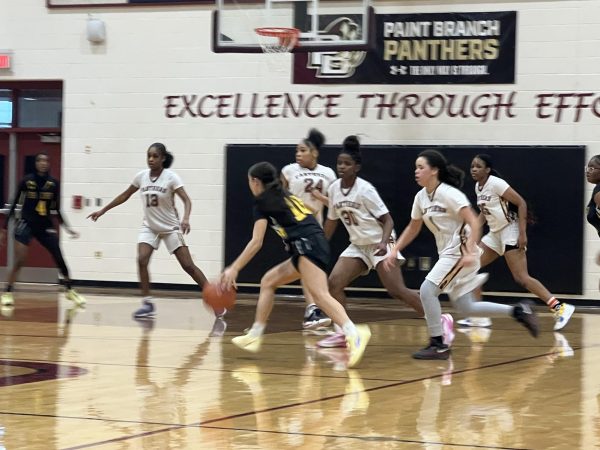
[14,219,58,248]
[289,232,330,273]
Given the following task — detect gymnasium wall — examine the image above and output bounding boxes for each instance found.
[1,0,599,298]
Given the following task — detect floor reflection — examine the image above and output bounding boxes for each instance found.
[0,292,592,449]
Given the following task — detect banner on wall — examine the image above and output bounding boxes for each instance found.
[293,11,516,84]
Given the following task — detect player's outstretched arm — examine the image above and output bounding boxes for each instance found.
[383,218,423,271]
[220,219,268,290]
[87,185,138,222]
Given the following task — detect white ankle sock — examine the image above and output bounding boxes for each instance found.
[342,321,357,337]
[305,303,317,313]
[248,322,265,337]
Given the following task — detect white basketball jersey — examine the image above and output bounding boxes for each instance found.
[281,163,336,224]
[132,169,183,233]
[475,175,515,233]
[411,183,472,257]
[328,177,391,245]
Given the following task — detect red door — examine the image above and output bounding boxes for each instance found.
[0,132,8,268]
[16,133,62,270]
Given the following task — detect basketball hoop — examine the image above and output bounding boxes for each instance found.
[255,27,300,53]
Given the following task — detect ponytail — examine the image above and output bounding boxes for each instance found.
[148,142,174,168]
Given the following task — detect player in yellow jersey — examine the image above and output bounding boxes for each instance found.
[219,161,370,368]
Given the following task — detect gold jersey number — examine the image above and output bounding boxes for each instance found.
[285,195,311,222]
[35,200,47,216]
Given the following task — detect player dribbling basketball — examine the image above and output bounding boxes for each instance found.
[219,161,370,368]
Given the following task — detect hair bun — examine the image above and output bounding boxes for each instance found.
[307,129,325,149]
[342,135,360,153]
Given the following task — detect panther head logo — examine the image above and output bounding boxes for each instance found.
[306,17,367,78]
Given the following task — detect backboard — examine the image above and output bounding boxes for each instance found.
[212,0,374,53]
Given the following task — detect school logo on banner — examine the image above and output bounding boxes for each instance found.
[294,11,517,84]
[305,17,367,78]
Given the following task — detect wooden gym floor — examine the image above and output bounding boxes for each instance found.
[0,291,596,450]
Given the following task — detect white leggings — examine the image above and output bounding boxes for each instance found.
[420,279,513,337]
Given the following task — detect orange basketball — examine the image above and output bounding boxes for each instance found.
[203,282,236,311]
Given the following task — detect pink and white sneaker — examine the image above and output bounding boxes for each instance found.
[441,313,455,347]
[316,332,347,348]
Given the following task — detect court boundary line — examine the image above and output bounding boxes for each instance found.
[198,425,532,450]
[57,349,564,450]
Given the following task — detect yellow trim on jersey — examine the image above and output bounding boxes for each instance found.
[284,195,312,222]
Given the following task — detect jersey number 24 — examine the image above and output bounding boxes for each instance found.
[304,179,324,193]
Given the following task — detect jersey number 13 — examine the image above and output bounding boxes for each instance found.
[146,194,159,207]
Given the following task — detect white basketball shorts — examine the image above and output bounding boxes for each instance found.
[481,221,520,256]
[138,226,186,254]
[339,242,406,275]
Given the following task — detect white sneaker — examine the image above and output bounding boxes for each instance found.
[553,303,575,331]
[232,332,263,353]
[346,325,371,368]
[457,317,493,328]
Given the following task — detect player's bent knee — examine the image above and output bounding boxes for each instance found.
[513,275,528,287]
[259,272,280,289]
[137,258,150,268]
[328,276,344,295]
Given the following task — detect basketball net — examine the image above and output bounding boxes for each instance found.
[255,26,300,72]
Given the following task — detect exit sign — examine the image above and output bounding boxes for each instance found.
[0,54,11,69]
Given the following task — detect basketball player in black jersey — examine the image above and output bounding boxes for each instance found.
[0,153,85,310]
[586,155,600,272]
[219,161,370,368]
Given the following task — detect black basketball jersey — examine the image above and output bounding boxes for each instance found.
[253,189,322,241]
[4,173,61,229]
[587,184,600,236]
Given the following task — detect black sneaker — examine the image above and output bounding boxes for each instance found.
[412,338,451,360]
[133,300,155,319]
[303,306,332,330]
[513,301,539,337]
